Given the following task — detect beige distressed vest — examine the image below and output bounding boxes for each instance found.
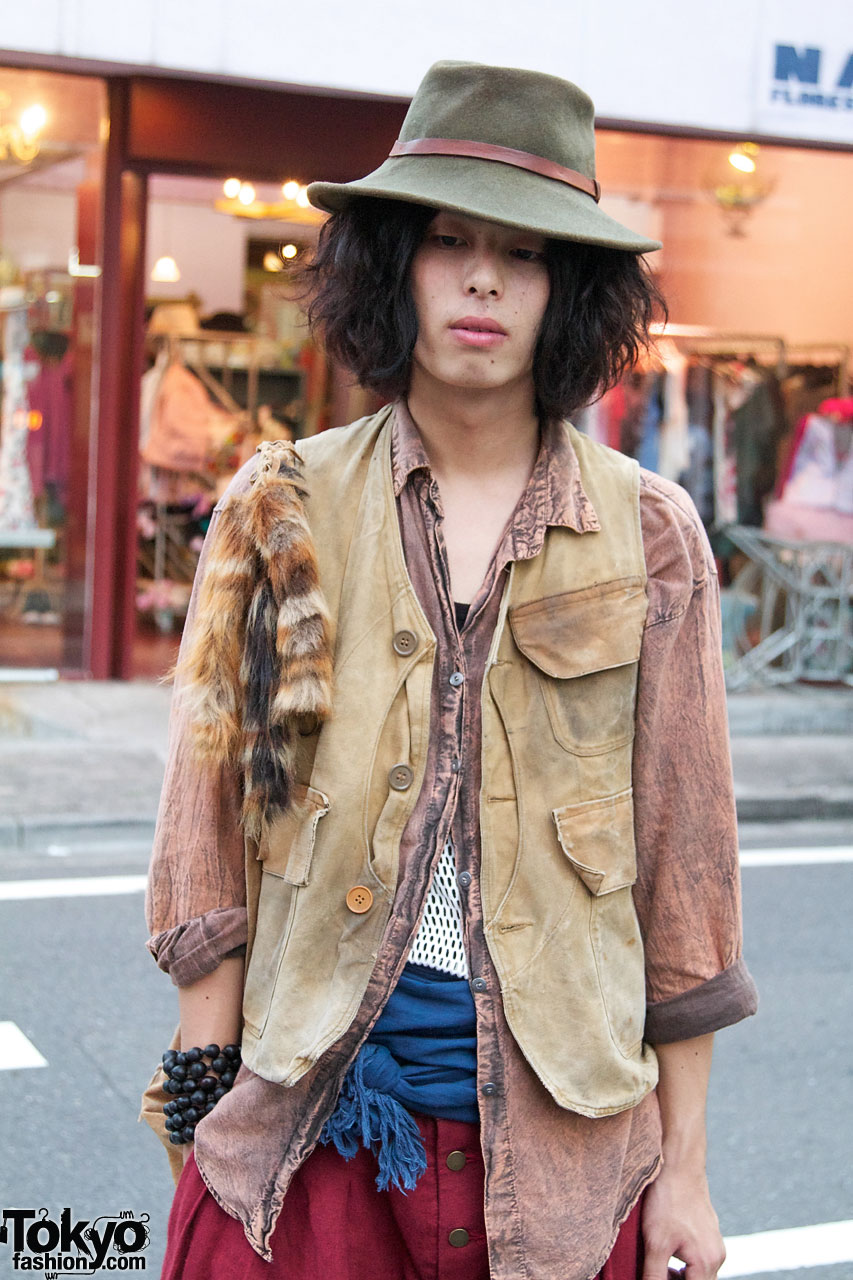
[241,407,659,1118]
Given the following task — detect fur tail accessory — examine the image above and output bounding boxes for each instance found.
[175,440,333,840]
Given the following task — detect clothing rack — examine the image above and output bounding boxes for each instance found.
[782,343,850,397]
[650,325,788,376]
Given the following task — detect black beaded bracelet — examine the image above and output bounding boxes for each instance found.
[161,1043,242,1145]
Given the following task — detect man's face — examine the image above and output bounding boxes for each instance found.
[409,210,551,399]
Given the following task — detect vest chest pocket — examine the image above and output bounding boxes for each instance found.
[552,788,645,1057]
[509,578,646,756]
[243,784,330,1037]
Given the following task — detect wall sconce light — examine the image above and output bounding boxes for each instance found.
[728,142,758,174]
[709,143,774,237]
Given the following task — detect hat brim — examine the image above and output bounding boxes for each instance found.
[308,155,661,255]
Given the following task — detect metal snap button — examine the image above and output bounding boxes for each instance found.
[471,977,487,993]
[345,885,373,914]
[448,1229,470,1248]
[392,629,418,656]
[480,1082,497,1097]
[446,1150,467,1171]
[449,671,464,687]
[388,763,414,791]
[457,871,472,889]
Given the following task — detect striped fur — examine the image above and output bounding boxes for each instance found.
[177,441,333,838]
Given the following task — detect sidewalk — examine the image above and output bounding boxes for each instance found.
[1,679,852,853]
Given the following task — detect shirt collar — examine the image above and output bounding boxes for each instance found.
[390,401,600,545]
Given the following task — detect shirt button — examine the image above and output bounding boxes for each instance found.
[451,756,462,774]
[481,1082,497,1097]
[345,885,373,914]
[392,629,417,656]
[449,671,464,687]
[446,1150,467,1172]
[471,977,487,993]
[448,1229,470,1248]
[388,763,414,791]
[457,871,472,889]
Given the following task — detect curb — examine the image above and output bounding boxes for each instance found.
[736,794,853,822]
[0,816,157,854]
[2,800,852,853]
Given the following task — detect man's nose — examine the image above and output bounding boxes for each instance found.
[463,250,502,297]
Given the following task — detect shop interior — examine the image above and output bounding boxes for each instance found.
[0,67,105,676]
[0,69,851,680]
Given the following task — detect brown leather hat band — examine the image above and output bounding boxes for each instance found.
[388,137,601,203]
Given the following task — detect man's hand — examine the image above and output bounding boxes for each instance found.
[641,1160,725,1280]
[644,1033,725,1280]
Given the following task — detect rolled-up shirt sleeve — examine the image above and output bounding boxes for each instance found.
[145,505,249,988]
[633,471,758,1044]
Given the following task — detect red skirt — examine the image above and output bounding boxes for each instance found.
[162,1115,644,1280]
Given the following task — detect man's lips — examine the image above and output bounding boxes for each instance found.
[449,316,508,347]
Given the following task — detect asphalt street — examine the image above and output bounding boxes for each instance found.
[0,823,851,1280]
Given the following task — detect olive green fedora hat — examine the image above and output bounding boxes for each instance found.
[308,61,660,254]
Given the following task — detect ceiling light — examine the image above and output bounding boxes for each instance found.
[263,251,285,272]
[19,104,47,139]
[282,180,300,200]
[238,183,256,206]
[281,243,298,260]
[151,255,181,283]
[295,187,310,208]
[223,177,241,198]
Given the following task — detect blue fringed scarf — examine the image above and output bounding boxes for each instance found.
[319,963,478,1192]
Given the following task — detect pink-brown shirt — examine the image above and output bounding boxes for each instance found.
[146,404,756,1277]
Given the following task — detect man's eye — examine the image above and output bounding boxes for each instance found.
[435,234,462,247]
[511,247,543,262]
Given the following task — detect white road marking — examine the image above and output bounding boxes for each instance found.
[0,1021,48,1070]
[0,875,147,901]
[740,846,853,866]
[46,839,153,858]
[719,1218,853,1275]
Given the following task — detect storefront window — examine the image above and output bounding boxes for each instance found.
[0,68,107,677]
[133,174,330,677]
[588,130,852,679]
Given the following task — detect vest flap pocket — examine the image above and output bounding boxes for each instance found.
[509,577,646,679]
[257,784,330,885]
[552,788,636,894]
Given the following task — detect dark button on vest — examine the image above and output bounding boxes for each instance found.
[388,764,414,791]
[446,1150,466,1171]
[392,629,418,656]
[448,1229,470,1248]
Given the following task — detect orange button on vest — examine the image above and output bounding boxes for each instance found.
[345,885,373,914]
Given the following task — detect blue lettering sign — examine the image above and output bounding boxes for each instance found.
[774,45,821,84]
[837,53,853,89]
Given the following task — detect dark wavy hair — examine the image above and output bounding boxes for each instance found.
[301,197,666,420]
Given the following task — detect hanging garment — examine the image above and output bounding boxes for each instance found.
[0,308,37,531]
[25,347,73,505]
[142,362,217,474]
[765,411,853,541]
[656,345,689,482]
